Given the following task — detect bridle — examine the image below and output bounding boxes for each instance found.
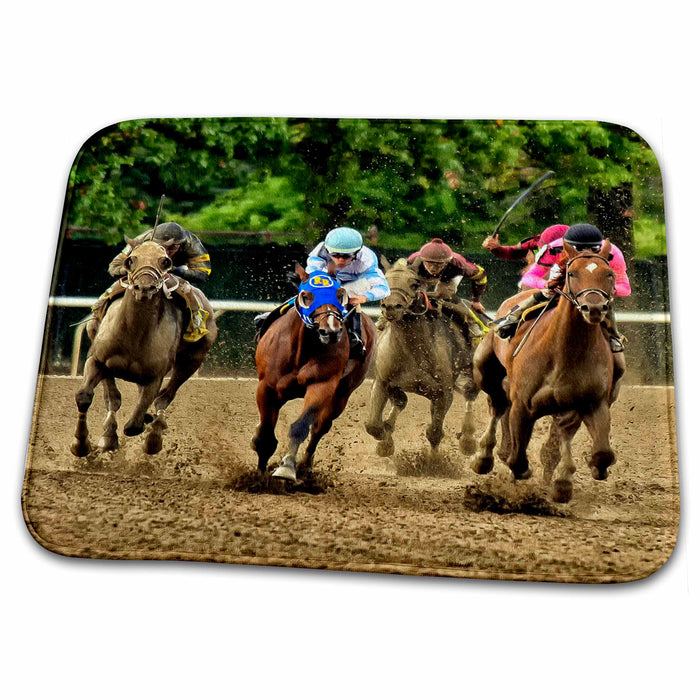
[383,270,430,316]
[555,251,614,312]
[122,244,172,297]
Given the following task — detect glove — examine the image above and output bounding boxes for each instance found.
[172,265,189,275]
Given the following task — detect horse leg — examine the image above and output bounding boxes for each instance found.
[251,383,280,473]
[274,381,337,481]
[549,413,583,503]
[426,390,453,453]
[582,403,615,481]
[541,412,581,483]
[458,382,479,455]
[365,378,391,441]
[124,379,161,439]
[471,335,508,474]
[506,401,534,480]
[379,387,407,457]
[610,352,626,405]
[144,355,204,455]
[97,378,122,451]
[496,404,512,464]
[71,357,105,457]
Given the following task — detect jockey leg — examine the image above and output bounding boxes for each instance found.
[603,308,626,353]
[173,280,210,343]
[494,290,549,339]
[347,308,366,361]
[91,280,127,325]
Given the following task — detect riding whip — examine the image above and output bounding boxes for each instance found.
[147,194,166,240]
[511,295,556,358]
[491,170,555,240]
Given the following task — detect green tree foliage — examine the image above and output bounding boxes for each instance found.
[66,117,665,256]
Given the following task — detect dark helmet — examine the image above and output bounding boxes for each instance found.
[564,223,604,251]
[418,238,454,263]
[147,222,189,245]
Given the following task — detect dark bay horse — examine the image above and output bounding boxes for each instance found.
[252,263,377,481]
[471,239,623,502]
[365,259,479,457]
[71,239,217,457]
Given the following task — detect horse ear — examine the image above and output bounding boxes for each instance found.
[380,254,391,271]
[327,259,337,277]
[601,238,611,259]
[562,240,578,259]
[298,290,314,308]
[337,287,349,307]
[295,262,309,282]
[124,235,139,249]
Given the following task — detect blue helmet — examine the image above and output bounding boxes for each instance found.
[324,227,363,255]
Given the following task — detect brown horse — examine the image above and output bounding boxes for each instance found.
[365,259,479,457]
[471,239,624,503]
[252,263,377,481]
[71,239,217,457]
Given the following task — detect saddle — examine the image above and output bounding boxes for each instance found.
[254,299,294,342]
[434,298,492,347]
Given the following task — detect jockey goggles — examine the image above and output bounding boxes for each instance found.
[295,272,348,328]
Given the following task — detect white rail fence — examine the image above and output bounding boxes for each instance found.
[48,296,672,377]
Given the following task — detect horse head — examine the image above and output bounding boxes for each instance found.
[294,262,348,345]
[380,259,429,322]
[561,239,615,325]
[123,239,172,301]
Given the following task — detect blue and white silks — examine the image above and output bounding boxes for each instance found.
[306,244,389,303]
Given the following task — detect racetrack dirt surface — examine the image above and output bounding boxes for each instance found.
[22,377,679,583]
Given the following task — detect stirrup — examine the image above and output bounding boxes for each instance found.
[494,317,518,339]
[348,332,366,361]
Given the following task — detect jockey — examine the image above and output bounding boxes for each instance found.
[306,226,389,360]
[482,224,570,265]
[493,223,631,352]
[91,222,212,342]
[408,237,487,310]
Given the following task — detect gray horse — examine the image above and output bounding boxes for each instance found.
[364,259,480,457]
[71,238,217,457]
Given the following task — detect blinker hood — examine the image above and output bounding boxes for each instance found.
[295,272,348,327]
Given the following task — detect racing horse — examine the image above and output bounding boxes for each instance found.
[252,263,377,481]
[364,259,480,457]
[71,238,217,457]
[471,239,623,503]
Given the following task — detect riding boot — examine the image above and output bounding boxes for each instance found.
[348,310,366,361]
[603,308,627,353]
[172,280,210,343]
[91,280,127,324]
[493,291,546,339]
[254,312,270,330]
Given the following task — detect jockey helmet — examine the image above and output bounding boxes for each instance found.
[564,223,604,251]
[418,238,454,263]
[148,222,189,245]
[324,227,363,255]
[539,224,570,245]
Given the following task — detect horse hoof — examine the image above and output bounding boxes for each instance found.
[98,437,119,452]
[512,467,532,481]
[123,423,144,437]
[376,440,395,457]
[590,465,609,481]
[144,433,163,455]
[552,479,573,503]
[471,456,493,475]
[70,440,91,458]
[271,464,297,481]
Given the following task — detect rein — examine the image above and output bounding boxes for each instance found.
[384,279,430,316]
[123,264,168,293]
